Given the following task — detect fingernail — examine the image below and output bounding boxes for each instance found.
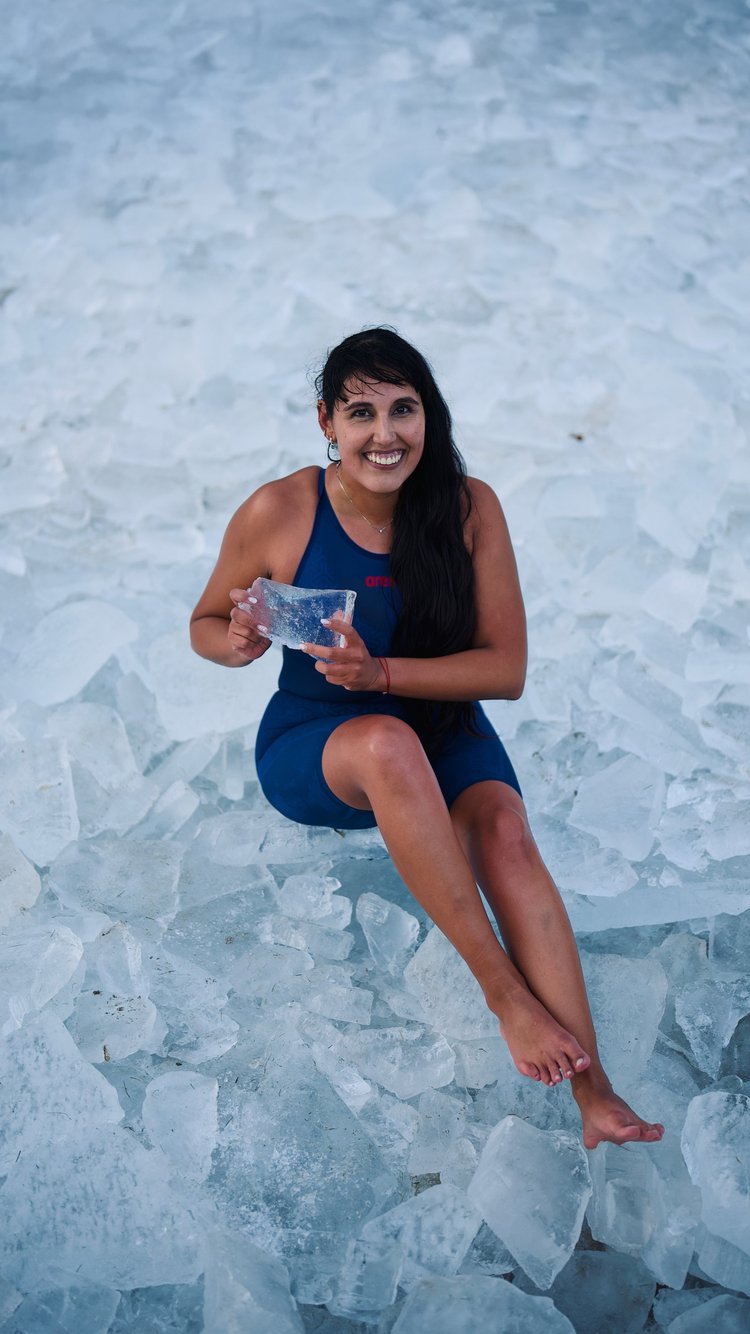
[321,618,331,626]
[247,596,257,603]
[257,624,268,633]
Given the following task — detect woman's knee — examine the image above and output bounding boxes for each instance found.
[471,796,535,862]
[329,714,426,778]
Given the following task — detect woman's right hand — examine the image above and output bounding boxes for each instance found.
[228,588,272,661]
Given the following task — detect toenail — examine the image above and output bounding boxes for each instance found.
[575,1057,586,1066]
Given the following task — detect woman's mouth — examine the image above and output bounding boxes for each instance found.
[363,450,405,468]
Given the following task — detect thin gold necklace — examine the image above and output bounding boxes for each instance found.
[334,462,393,534]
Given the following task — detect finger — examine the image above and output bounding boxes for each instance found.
[229,587,253,605]
[321,616,358,640]
[303,642,348,660]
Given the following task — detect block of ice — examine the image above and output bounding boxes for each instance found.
[516,1250,656,1334]
[681,1092,750,1256]
[533,816,638,898]
[391,1275,575,1332]
[0,832,41,927]
[0,726,79,866]
[666,1294,750,1333]
[694,1223,750,1297]
[46,702,139,794]
[0,1012,122,1175]
[0,1125,202,1291]
[640,568,708,633]
[49,837,183,926]
[148,628,280,740]
[11,600,138,706]
[142,1070,218,1182]
[257,912,354,962]
[65,988,166,1063]
[676,977,750,1077]
[273,873,352,928]
[711,909,750,976]
[356,891,420,975]
[403,926,497,1040]
[210,1042,399,1299]
[7,1280,120,1334]
[145,948,240,1065]
[569,754,664,862]
[581,951,668,1091]
[336,1025,456,1100]
[328,1238,402,1319]
[87,922,147,996]
[407,1090,469,1175]
[240,577,356,649]
[467,1117,592,1289]
[361,1184,482,1290]
[0,922,84,1036]
[202,1230,303,1334]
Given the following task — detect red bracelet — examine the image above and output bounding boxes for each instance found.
[379,656,391,694]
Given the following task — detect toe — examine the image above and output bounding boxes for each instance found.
[516,1061,542,1081]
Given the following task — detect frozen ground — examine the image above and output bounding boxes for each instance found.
[1,0,749,1330]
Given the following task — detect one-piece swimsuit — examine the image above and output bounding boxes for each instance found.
[255,467,521,829]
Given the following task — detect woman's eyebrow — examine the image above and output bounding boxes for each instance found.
[345,395,420,409]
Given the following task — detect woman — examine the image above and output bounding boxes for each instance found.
[190,327,664,1150]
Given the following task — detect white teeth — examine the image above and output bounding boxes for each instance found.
[365,451,404,466]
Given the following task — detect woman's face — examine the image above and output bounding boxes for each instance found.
[318,378,425,491]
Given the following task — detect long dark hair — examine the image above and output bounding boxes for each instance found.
[315,327,479,748]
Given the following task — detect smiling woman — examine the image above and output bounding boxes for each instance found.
[189,326,665,1150]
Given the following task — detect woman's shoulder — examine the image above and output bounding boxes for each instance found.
[463,475,506,547]
[232,465,321,526]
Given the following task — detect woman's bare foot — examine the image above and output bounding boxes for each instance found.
[573,1073,665,1150]
[494,985,591,1086]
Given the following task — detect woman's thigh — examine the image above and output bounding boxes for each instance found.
[256,714,379,830]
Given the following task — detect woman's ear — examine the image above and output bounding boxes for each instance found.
[316,398,331,438]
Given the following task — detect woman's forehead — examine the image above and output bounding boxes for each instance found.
[339,376,420,403]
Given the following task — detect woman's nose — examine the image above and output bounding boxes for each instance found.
[372,414,396,444]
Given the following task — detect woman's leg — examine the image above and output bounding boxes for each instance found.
[322,714,590,1085]
[450,779,664,1149]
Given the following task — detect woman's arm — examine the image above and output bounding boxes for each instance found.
[306,477,527,700]
[189,487,278,667]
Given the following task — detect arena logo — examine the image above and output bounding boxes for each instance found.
[365,575,394,587]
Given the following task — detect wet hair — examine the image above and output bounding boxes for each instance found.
[315,326,478,747]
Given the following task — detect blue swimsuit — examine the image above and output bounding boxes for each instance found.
[255,468,521,829]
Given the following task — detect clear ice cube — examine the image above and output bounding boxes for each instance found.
[240,577,356,649]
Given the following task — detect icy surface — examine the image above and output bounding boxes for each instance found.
[240,577,356,649]
[1,0,749,1326]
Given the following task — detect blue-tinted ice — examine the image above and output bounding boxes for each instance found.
[239,578,356,650]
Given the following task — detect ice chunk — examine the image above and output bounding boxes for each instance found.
[516,1251,656,1334]
[0,921,83,1036]
[142,1070,218,1182]
[46,702,138,794]
[407,1090,469,1175]
[336,1025,455,1099]
[148,628,280,740]
[676,976,750,1077]
[257,912,354,962]
[145,949,239,1065]
[391,1275,575,1332]
[0,832,41,927]
[0,1012,122,1175]
[356,891,420,974]
[711,909,750,976]
[361,1184,482,1290]
[666,1294,750,1333]
[240,576,356,649]
[640,569,708,633]
[581,951,668,1090]
[467,1117,591,1289]
[65,988,166,1063]
[0,727,78,866]
[534,816,638,898]
[704,800,750,861]
[211,1041,398,1300]
[49,837,183,926]
[329,1237,402,1319]
[202,1230,303,1334]
[0,1125,202,1290]
[694,1223,750,1297]
[229,942,315,999]
[7,1281,120,1334]
[87,922,147,995]
[569,754,664,862]
[11,600,138,706]
[273,873,352,928]
[681,1092,750,1257]
[403,926,497,1040]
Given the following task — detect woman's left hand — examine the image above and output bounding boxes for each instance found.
[302,617,385,692]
